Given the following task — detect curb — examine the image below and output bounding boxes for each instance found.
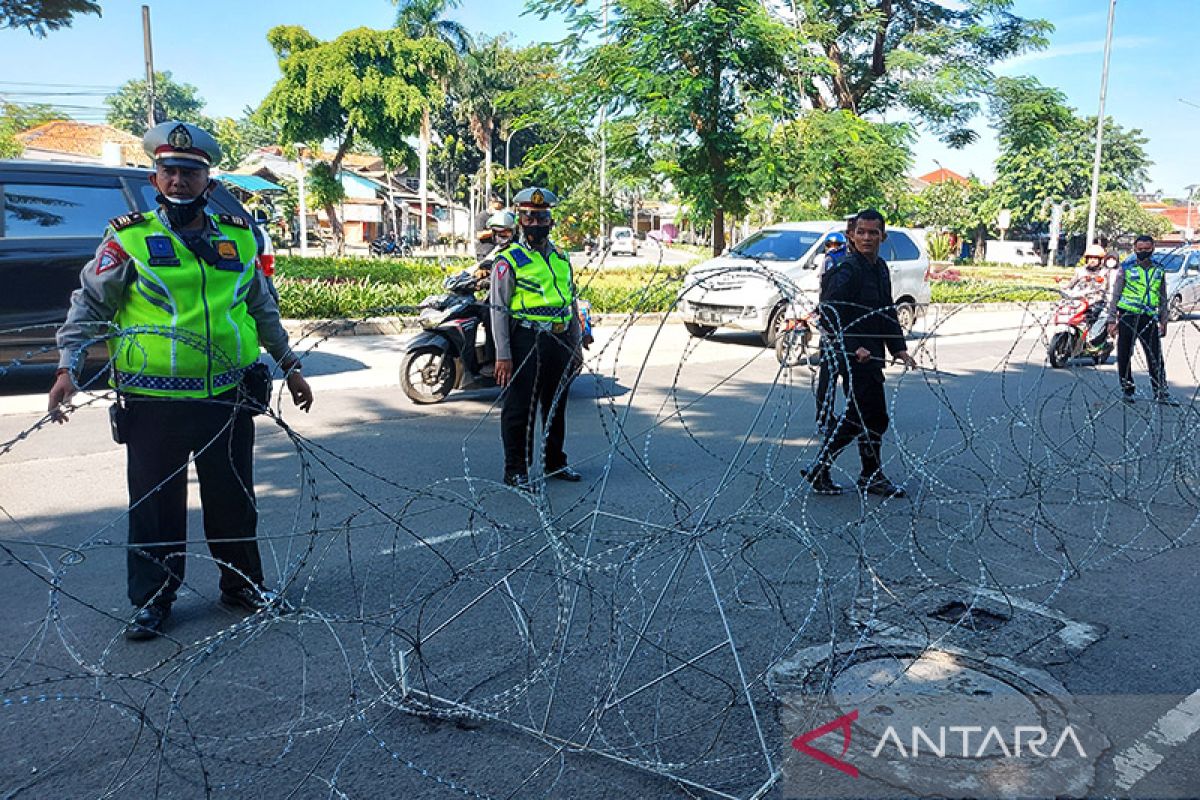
[281,304,1055,340]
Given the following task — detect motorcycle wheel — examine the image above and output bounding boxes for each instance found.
[400,345,456,404]
[775,327,811,368]
[1048,331,1072,368]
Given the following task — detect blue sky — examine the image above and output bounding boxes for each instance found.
[2,0,1195,197]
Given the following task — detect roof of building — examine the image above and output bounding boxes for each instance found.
[15,121,149,165]
[917,167,969,186]
[218,174,284,193]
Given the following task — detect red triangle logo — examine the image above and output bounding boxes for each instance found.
[791,709,859,778]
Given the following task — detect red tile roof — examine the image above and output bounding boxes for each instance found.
[16,120,149,164]
[917,168,968,185]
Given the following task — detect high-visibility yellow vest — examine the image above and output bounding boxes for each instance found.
[500,242,575,323]
[108,212,261,397]
[1116,261,1164,316]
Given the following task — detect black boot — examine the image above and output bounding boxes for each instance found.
[800,464,844,495]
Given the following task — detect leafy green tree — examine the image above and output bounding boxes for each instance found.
[259,25,454,253]
[749,109,913,221]
[210,110,280,170]
[988,77,1153,229]
[105,71,209,137]
[1063,190,1171,247]
[789,0,1051,146]
[911,176,996,255]
[534,0,800,255]
[0,101,58,157]
[1,0,98,35]
[393,0,471,245]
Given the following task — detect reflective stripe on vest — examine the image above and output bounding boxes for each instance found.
[109,212,261,398]
[502,242,575,323]
[1116,262,1163,316]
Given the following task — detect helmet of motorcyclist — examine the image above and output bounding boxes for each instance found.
[825,231,847,250]
[487,210,516,247]
[1082,243,1106,270]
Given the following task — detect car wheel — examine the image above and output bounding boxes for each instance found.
[895,302,916,336]
[684,322,717,338]
[1168,294,1184,322]
[761,306,786,348]
[400,345,456,403]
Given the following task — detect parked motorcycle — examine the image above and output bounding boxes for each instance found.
[370,232,414,259]
[401,271,494,403]
[1047,287,1112,368]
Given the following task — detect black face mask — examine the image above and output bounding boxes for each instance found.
[156,191,209,229]
[523,225,551,246]
[1136,250,1154,262]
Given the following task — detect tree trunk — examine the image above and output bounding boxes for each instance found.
[419,108,430,251]
[712,208,725,257]
[325,203,344,256]
[483,118,494,202]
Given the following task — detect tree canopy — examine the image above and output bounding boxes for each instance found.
[785,0,1051,146]
[988,77,1153,229]
[105,71,208,137]
[1063,190,1171,246]
[0,101,58,157]
[259,25,454,250]
[0,0,98,35]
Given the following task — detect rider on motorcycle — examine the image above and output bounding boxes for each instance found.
[462,210,517,384]
[1066,243,1111,346]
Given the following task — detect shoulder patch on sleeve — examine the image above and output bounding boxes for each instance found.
[494,257,511,279]
[94,238,128,275]
[217,213,250,229]
[108,212,146,231]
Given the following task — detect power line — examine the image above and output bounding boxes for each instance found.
[0,80,120,90]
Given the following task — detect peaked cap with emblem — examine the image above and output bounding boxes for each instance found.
[513,186,559,210]
[143,121,221,168]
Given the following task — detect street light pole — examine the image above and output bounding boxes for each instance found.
[1085,0,1117,247]
[504,128,517,207]
[1186,183,1198,242]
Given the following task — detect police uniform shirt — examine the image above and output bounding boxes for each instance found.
[488,239,581,362]
[56,209,297,372]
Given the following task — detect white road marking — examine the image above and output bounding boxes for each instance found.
[1112,689,1200,790]
[379,528,479,555]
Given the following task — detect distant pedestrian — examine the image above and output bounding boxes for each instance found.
[475,195,505,259]
[803,209,917,497]
[1106,234,1176,405]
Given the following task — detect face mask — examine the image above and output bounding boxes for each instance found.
[523,225,551,245]
[156,191,209,229]
[1136,251,1153,261]
[492,230,513,246]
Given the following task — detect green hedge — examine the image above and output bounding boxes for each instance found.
[270,255,1058,319]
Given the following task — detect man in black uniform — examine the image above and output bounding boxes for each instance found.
[804,209,916,497]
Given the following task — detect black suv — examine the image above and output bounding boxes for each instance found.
[0,160,253,367]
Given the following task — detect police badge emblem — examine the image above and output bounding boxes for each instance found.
[531,189,545,206]
[167,124,193,150]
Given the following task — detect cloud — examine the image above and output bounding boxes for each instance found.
[1001,35,1158,69]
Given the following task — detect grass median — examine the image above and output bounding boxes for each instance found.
[272,255,1067,319]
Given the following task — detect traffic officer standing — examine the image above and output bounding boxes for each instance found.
[47,121,314,640]
[489,187,586,490]
[803,209,916,497]
[1106,234,1176,405]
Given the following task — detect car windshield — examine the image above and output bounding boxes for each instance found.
[729,229,823,261]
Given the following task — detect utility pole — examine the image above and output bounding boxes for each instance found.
[598,0,608,249]
[1086,0,1117,246]
[141,5,156,131]
[298,154,309,257]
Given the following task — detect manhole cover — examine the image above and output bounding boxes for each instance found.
[770,639,1107,799]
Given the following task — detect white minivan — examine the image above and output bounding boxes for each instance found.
[678,221,932,346]
[610,226,639,256]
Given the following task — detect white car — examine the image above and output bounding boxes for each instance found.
[678,221,932,346]
[610,226,639,256]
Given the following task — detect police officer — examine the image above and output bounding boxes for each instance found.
[47,121,315,640]
[803,209,916,497]
[1106,234,1176,405]
[489,187,586,489]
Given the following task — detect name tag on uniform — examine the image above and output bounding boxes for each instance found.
[213,238,244,271]
[146,235,180,266]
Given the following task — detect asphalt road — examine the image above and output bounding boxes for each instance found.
[2,309,1199,799]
